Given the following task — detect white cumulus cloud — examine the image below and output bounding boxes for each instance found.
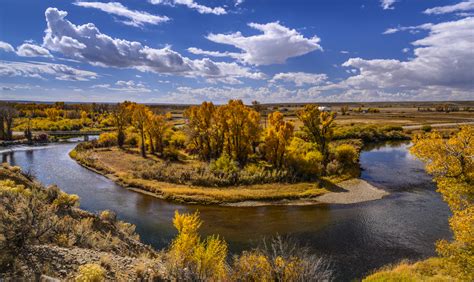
[424,0,474,15]
[0,60,97,81]
[149,0,226,15]
[16,43,52,57]
[270,72,327,86]
[0,41,14,52]
[41,7,263,83]
[74,1,169,27]
[191,22,322,66]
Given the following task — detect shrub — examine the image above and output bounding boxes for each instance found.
[421,125,432,132]
[99,210,117,223]
[75,263,106,282]
[286,137,323,179]
[52,192,79,210]
[334,144,358,168]
[169,130,187,149]
[162,146,181,161]
[209,154,239,176]
[97,132,117,147]
[167,211,228,281]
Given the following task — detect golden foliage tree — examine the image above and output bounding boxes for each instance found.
[130,104,152,158]
[297,105,336,172]
[112,102,132,148]
[184,102,217,161]
[184,100,260,165]
[263,111,294,168]
[147,113,172,154]
[168,211,228,281]
[411,126,473,280]
[221,100,261,165]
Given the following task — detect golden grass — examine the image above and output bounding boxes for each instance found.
[363,258,464,282]
[71,147,327,205]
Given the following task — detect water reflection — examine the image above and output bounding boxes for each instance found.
[0,141,451,281]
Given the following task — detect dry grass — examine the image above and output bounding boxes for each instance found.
[72,148,327,205]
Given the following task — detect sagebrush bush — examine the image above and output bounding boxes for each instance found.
[75,263,106,282]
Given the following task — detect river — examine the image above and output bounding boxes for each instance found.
[0,141,451,280]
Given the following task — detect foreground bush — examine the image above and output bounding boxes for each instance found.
[165,211,332,281]
[0,164,150,274]
[75,263,105,282]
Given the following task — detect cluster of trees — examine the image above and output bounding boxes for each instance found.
[104,100,358,181]
[109,101,172,158]
[410,126,473,279]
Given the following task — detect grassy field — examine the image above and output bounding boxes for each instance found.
[155,101,474,130]
[70,147,328,205]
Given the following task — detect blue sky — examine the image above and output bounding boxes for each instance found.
[0,0,473,103]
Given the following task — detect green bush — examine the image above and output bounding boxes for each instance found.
[210,154,239,176]
[333,124,408,142]
[421,125,432,132]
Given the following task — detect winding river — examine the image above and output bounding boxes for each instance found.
[0,141,451,280]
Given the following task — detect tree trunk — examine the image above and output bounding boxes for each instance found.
[140,129,146,158]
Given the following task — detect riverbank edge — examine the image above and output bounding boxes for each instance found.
[69,147,389,206]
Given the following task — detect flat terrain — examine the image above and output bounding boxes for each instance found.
[72,147,329,205]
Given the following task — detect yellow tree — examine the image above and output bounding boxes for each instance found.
[297,105,336,172]
[221,100,261,165]
[411,126,473,279]
[130,104,152,158]
[148,113,172,154]
[184,102,217,160]
[264,111,294,168]
[45,107,60,121]
[112,101,131,148]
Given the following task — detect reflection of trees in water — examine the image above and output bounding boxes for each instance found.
[2,151,14,164]
[362,140,411,151]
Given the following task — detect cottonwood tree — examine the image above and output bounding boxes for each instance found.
[264,111,294,168]
[112,101,132,148]
[221,100,260,165]
[411,126,473,279]
[184,102,217,161]
[130,104,152,158]
[0,105,18,140]
[147,113,171,155]
[297,105,336,173]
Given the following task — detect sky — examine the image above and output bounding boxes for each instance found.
[0,0,473,103]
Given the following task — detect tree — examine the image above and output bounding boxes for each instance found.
[297,105,336,172]
[411,126,473,279]
[112,102,131,148]
[263,111,294,168]
[221,100,260,165]
[45,107,61,121]
[148,114,171,154]
[130,104,152,158]
[184,102,217,161]
[0,105,18,140]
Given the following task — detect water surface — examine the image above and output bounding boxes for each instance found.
[1,141,451,280]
